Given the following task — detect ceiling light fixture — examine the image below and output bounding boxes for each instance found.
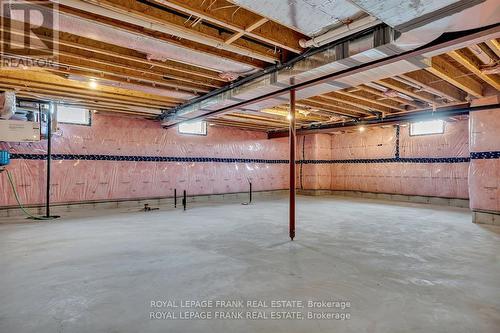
[89,78,98,89]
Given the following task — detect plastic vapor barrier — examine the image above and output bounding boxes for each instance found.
[325,120,470,199]
[300,134,332,190]
[1,114,487,208]
[0,114,289,207]
[469,108,500,212]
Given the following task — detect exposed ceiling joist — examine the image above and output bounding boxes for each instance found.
[376,78,438,105]
[1,24,225,81]
[225,18,268,45]
[57,0,281,63]
[425,56,484,98]
[355,85,421,108]
[484,39,500,58]
[306,97,372,116]
[150,0,303,52]
[447,49,500,91]
[399,71,467,102]
[334,90,407,112]
[321,92,393,114]
[55,3,268,69]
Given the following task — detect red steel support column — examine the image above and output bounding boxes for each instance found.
[289,80,296,241]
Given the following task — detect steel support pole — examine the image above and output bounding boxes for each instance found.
[289,81,296,240]
[183,190,186,211]
[45,102,53,218]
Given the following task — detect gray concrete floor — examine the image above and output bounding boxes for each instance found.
[1,195,499,333]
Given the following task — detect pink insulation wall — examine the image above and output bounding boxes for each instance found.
[327,120,470,199]
[469,106,500,212]
[0,114,289,207]
[300,134,332,190]
[2,110,495,209]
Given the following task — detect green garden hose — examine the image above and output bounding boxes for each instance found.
[2,168,53,220]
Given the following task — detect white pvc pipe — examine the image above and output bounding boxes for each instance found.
[299,16,381,48]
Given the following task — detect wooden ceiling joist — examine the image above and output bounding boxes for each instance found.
[0,82,171,110]
[0,70,179,107]
[355,85,421,108]
[376,78,438,105]
[399,70,467,102]
[56,4,268,69]
[149,0,303,53]
[425,56,484,98]
[4,33,216,94]
[296,100,362,118]
[342,89,408,111]
[484,39,500,58]
[321,92,394,114]
[57,0,281,64]
[447,49,500,91]
[306,96,372,116]
[225,18,268,45]
[2,26,225,83]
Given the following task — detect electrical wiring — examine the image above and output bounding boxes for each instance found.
[1,168,54,220]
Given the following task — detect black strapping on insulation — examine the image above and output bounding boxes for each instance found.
[300,135,305,190]
[10,153,498,164]
[395,125,400,159]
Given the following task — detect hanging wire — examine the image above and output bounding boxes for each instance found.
[1,169,53,220]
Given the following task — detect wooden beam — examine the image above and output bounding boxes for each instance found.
[376,78,438,104]
[447,49,500,91]
[399,70,466,102]
[0,83,169,112]
[356,85,421,108]
[297,100,362,118]
[0,70,180,105]
[57,0,280,63]
[467,44,492,65]
[218,114,288,127]
[225,18,268,45]
[0,81,173,109]
[322,92,393,113]
[484,39,500,58]
[306,96,372,115]
[1,24,225,82]
[56,53,213,92]
[55,4,267,69]
[5,50,210,94]
[426,56,483,98]
[207,118,275,130]
[335,90,406,111]
[150,0,302,52]
[2,27,222,94]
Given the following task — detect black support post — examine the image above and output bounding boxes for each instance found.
[182,190,186,211]
[45,103,52,218]
[44,102,59,219]
[174,188,177,208]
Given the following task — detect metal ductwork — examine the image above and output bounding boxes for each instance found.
[161,24,403,125]
[161,0,497,127]
[0,91,16,120]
